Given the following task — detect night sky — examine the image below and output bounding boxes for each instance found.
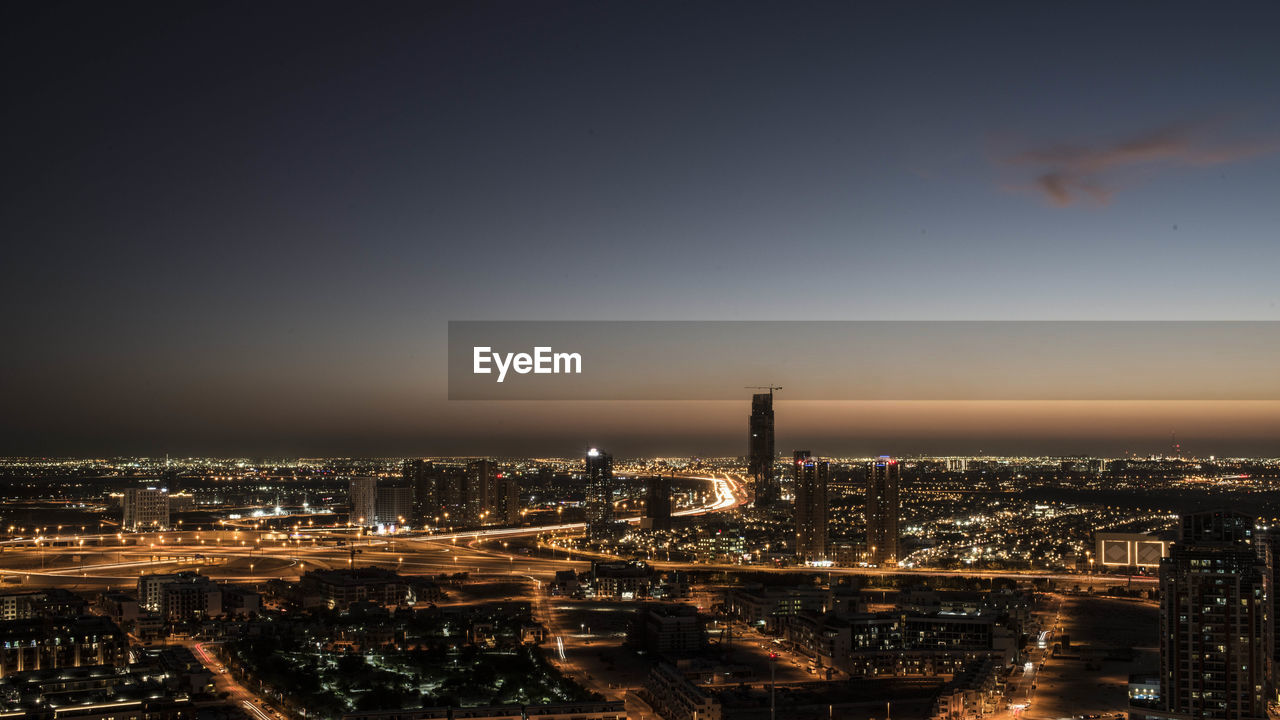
[4,1,1280,457]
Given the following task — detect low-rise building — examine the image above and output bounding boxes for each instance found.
[523,703,625,720]
[98,591,140,625]
[340,705,624,720]
[0,663,194,719]
[300,567,410,610]
[727,585,834,632]
[590,560,654,599]
[161,577,223,620]
[451,706,523,720]
[1128,673,1160,707]
[167,492,196,513]
[785,610,1003,677]
[221,584,261,616]
[1094,530,1174,571]
[549,570,581,597]
[0,616,126,678]
[144,645,216,696]
[629,604,705,655]
[928,658,1003,720]
[0,588,87,620]
[341,711,450,720]
[138,572,223,621]
[635,663,722,720]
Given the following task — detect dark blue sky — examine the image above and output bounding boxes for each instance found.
[4,1,1280,456]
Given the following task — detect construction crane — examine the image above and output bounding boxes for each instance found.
[744,385,782,393]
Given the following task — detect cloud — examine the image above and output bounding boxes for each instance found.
[1002,124,1280,206]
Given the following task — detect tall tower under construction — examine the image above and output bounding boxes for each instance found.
[747,391,777,509]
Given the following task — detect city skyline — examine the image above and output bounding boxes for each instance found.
[4,444,1280,719]
[7,2,1280,719]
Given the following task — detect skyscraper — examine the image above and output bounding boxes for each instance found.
[495,471,520,524]
[374,479,414,529]
[466,459,499,525]
[1157,510,1268,720]
[349,476,413,528]
[348,477,378,527]
[1262,530,1280,709]
[404,460,474,528]
[584,448,614,528]
[453,463,520,525]
[641,475,673,531]
[404,459,437,525]
[866,457,900,566]
[793,451,828,563]
[748,392,777,509]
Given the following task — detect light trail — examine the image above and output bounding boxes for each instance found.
[242,700,275,720]
[417,474,742,542]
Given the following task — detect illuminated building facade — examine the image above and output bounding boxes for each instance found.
[465,459,495,524]
[349,476,378,526]
[374,479,413,529]
[1158,511,1267,720]
[641,475,673,531]
[1095,531,1173,570]
[350,476,413,528]
[0,616,126,678]
[747,392,777,509]
[584,448,614,526]
[866,458,901,566]
[121,487,169,531]
[793,451,829,563]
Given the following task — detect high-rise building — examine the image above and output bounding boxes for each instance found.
[404,459,436,525]
[793,451,828,563]
[465,459,495,525]
[349,477,413,528]
[748,392,777,509]
[375,479,413,528]
[495,471,520,524]
[1157,510,1268,720]
[404,460,472,527]
[1263,530,1280,706]
[641,475,673,531]
[866,457,900,566]
[464,460,518,525]
[122,488,169,531]
[585,448,614,528]
[349,477,378,526]
[404,460,515,528]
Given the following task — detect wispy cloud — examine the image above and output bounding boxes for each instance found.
[1001,124,1280,206]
